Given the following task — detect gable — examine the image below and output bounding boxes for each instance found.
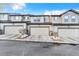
[62,11,79,16]
[60,9,79,16]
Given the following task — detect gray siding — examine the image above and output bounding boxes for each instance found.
[61,11,79,23]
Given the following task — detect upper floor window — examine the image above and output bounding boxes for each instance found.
[71,16,76,22]
[0,14,4,20]
[34,19,40,22]
[34,19,36,22]
[0,14,8,20]
[64,16,69,22]
[25,16,29,20]
[27,16,29,19]
[10,16,22,21]
[25,16,29,21]
[38,19,40,22]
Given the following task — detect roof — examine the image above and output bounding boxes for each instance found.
[0,11,11,14]
[9,13,60,17]
[60,9,79,16]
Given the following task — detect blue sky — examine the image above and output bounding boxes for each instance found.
[2,3,79,14]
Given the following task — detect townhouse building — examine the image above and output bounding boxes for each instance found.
[0,9,79,40]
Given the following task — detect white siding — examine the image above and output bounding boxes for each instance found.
[61,11,79,23]
[44,16,49,22]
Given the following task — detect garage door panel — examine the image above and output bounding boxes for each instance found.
[58,28,79,38]
[68,29,79,38]
[31,28,49,35]
[5,25,24,35]
[58,29,68,37]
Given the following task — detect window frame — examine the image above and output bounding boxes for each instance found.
[64,16,69,22]
[71,15,76,22]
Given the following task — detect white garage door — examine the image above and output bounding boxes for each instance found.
[5,25,24,35]
[31,27,49,36]
[58,28,79,38]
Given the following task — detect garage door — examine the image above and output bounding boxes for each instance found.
[5,25,24,35]
[58,28,79,38]
[31,27,49,36]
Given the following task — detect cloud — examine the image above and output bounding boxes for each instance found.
[10,3,26,10]
[0,3,26,12]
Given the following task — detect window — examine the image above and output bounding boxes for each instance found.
[71,16,76,22]
[64,16,69,22]
[23,16,29,21]
[0,15,4,20]
[0,14,8,20]
[15,16,22,21]
[27,16,29,19]
[38,19,40,22]
[10,16,22,21]
[34,19,40,22]
[34,19,36,22]
[25,16,29,20]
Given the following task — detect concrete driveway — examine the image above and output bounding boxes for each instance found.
[0,40,79,56]
[1,35,79,44]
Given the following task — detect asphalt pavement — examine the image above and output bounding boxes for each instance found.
[0,40,79,56]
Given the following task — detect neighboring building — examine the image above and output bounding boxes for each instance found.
[0,9,79,40]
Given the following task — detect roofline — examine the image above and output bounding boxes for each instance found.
[9,14,61,17]
[0,13,10,14]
